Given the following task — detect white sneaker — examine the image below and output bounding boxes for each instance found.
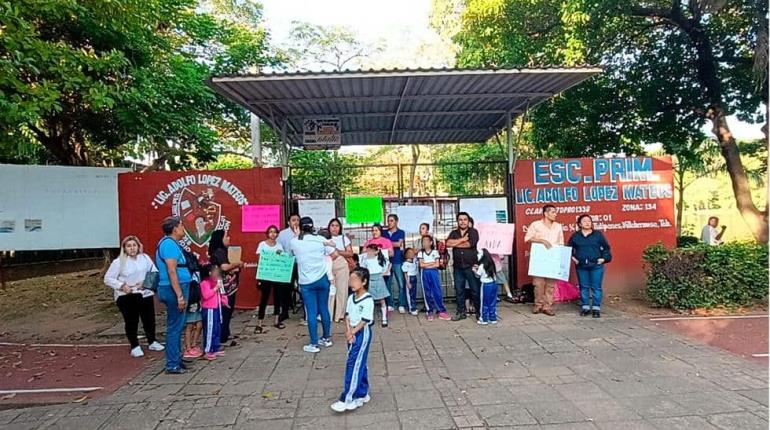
[387,306,395,312]
[410,310,418,316]
[490,320,498,325]
[303,344,320,353]
[130,346,144,357]
[319,338,333,348]
[148,341,165,351]
[300,319,308,326]
[477,319,488,325]
[355,394,371,407]
[330,400,358,412]
[317,315,322,322]
[398,306,406,314]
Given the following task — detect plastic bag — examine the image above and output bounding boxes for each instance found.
[553,280,579,302]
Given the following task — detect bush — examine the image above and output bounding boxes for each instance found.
[676,235,700,247]
[643,242,768,310]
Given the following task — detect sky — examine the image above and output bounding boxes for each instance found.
[258,0,765,141]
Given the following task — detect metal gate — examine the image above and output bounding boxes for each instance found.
[286,161,512,300]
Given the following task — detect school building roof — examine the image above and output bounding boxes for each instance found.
[207,67,602,146]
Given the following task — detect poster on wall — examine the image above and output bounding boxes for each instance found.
[0,164,128,251]
[395,205,434,233]
[119,168,284,309]
[459,197,508,224]
[514,157,676,293]
[298,199,336,228]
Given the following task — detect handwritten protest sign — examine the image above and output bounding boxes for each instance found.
[256,251,295,283]
[344,196,383,224]
[242,205,281,233]
[476,222,515,255]
[527,243,572,281]
[395,205,433,233]
[298,199,336,228]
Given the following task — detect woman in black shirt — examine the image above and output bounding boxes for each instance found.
[567,215,611,318]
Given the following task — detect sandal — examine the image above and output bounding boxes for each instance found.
[274,322,286,329]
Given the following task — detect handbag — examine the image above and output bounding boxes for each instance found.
[142,271,159,292]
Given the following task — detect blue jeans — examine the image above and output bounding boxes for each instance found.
[453,267,480,315]
[300,276,331,346]
[576,265,605,310]
[385,263,406,308]
[158,283,189,371]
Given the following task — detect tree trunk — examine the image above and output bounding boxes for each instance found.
[407,144,421,203]
[707,107,768,243]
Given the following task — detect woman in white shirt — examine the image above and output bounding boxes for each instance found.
[328,218,354,323]
[104,235,165,357]
[291,217,339,353]
[255,225,290,333]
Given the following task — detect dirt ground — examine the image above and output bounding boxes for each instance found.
[0,270,119,344]
[603,288,768,318]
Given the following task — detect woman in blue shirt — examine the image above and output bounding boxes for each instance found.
[567,215,612,318]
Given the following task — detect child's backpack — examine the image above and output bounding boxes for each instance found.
[436,239,449,270]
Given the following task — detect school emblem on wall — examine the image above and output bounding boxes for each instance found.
[151,173,249,250]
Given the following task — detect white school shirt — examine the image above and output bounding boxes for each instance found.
[291,234,335,285]
[104,254,157,301]
[360,251,389,275]
[257,241,283,255]
[402,259,418,276]
[474,263,495,284]
[346,292,374,327]
[277,227,298,255]
[417,249,439,264]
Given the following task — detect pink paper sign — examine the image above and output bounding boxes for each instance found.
[242,205,281,233]
[476,222,516,255]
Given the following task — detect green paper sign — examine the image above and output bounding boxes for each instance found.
[256,252,295,283]
[345,196,383,224]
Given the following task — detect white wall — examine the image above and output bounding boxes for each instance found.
[0,164,129,251]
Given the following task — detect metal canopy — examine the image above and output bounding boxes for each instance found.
[207,67,601,146]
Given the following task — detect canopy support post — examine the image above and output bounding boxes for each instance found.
[250,114,262,167]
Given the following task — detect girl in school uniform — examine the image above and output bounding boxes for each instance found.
[475,249,498,325]
[401,248,419,316]
[417,236,450,321]
[331,267,374,413]
[359,243,391,327]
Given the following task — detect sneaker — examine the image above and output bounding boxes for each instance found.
[319,338,333,348]
[410,310,418,316]
[398,306,406,314]
[330,400,358,412]
[303,344,320,353]
[355,394,371,407]
[148,341,165,351]
[191,346,203,357]
[437,312,451,321]
[451,313,467,321]
[381,320,388,328]
[592,310,601,318]
[214,350,226,357]
[387,306,395,312]
[317,315,322,322]
[300,319,309,326]
[130,346,144,358]
[165,367,187,374]
[183,349,198,359]
[477,319,488,325]
[427,314,434,321]
[580,309,591,317]
[490,320,498,325]
[204,353,217,361]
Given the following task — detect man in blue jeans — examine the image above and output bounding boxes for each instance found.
[382,214,407,313]
[446,212,480,321]
[155,217,192,374]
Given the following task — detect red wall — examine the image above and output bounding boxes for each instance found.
[118,168,284,309]
[513,157,676,293]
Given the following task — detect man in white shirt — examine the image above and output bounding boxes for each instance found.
[700,216,726,246]
[278,214,301,255]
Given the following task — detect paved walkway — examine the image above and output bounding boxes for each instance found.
[2,302,768,429]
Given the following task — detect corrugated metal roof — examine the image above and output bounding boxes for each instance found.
[207,67,601,146]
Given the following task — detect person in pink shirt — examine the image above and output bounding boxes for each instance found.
[199,264,229,360]
[363,224,394,257]
[524,204,564,316]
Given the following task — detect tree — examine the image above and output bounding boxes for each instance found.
[448,0,769,242]
[0,0,276,168]
[288,150,363,200]
[284,21,383,71]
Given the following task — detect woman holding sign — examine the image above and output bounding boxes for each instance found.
[568,215,611,318]
[255,225,291,332]
[208,230,244,345]
[292,217,339,353]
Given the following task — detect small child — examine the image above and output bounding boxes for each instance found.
[492,254,515,303]
[417,236,450,321]
[200,264,229,360]
[331,267,374,413]
[183,280,203,360]
[401,248,419,316]
[474,249,498,325]
[360,244,391,327]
